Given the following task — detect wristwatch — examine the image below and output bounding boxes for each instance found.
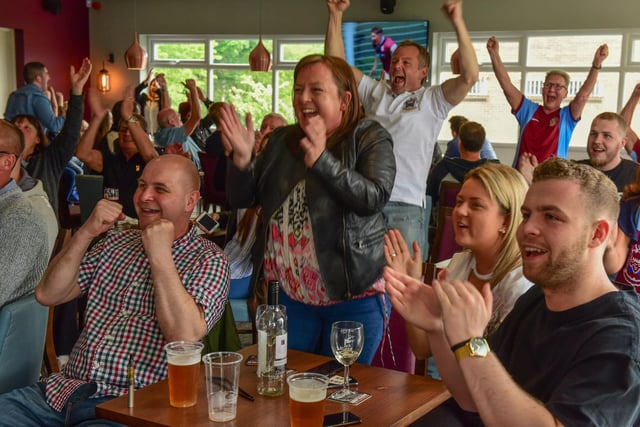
[126,116,138,124]
[451,337,490,361]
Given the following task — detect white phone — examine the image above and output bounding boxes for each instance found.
[195,212,220,234]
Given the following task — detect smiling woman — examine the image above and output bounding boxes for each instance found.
[386,162,532,378]
[221,54,396,365]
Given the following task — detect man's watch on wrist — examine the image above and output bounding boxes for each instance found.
[126,116,139,124]
[451,337,490,361]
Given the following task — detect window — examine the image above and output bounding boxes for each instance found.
[146,36,323,125]
[434,30,640,152]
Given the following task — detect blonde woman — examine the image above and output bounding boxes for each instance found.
[385,163,532,376]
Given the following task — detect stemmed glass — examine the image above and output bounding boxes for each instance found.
[330,320,364,401]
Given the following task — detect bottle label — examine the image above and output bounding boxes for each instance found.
[274,333,287,367]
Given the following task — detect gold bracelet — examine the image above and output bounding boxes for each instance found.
[592,63,602,70]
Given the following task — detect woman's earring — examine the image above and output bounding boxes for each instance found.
[499,228,506,234]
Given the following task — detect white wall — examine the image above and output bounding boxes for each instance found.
[0,28,16,118]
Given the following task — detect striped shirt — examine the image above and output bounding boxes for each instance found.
[45,225,229,411]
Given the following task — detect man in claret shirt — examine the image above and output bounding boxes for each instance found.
[0,154,229,426]
[486,36,609,168]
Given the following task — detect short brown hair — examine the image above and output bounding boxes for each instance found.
[592,112,627,137]
[396,40,430,69]
[545,70,570,87]
[23,62,46,84]
[449,115,468,134]
[459,121,486,153]
[533,157,619,223]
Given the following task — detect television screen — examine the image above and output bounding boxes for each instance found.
[342,20,429,80]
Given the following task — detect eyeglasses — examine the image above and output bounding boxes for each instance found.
[543,82,567,91]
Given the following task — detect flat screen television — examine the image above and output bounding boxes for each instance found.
[342,20,429,79]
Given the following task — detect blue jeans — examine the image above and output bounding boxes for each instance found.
[0,382,125,427]
[384,201,428,261]
[280,292,390,365]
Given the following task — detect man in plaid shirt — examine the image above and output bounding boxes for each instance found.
[0,154,230,426]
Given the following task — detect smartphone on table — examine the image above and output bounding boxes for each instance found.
[323,412,362,426]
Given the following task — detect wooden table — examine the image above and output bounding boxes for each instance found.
[96,345,450,426]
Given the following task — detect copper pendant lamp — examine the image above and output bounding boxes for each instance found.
[124,0,148,70]
[125,32,148,70]
[249,0,271,71]
[249,36,271,72]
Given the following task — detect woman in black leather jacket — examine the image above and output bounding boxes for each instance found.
[220,54,395,363]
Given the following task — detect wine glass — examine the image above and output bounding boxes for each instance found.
[330,320,364,400]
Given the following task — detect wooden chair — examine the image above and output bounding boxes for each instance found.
[429,207,462,263]
[198,152,227,212]
[439,180,462,209]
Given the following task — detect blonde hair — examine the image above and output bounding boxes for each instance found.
[464,163,528,288]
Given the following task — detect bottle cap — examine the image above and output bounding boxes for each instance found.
[267,280,280,306]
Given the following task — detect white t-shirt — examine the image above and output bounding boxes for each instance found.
[445,250,534,336]
[358,76,453,207]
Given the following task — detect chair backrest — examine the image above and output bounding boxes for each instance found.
[0,294,48,394]
[76,174,104,224]
[430,207,462,263]
[198,152,227,208]
[439,180,462,209]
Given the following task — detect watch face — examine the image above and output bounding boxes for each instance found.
[469,337,489,357]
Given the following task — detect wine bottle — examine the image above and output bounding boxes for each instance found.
[256,280,287,396]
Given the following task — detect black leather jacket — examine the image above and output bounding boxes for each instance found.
[227,120,395,301]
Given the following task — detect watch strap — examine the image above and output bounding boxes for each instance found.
[450,339,468,352]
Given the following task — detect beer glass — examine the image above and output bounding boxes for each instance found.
[287,372,329,427]
[164,341,204,407]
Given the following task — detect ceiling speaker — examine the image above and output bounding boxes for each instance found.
[42,0,62,14]
[380,0,396,14]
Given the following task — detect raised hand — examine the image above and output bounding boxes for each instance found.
[384,267,444,333]
[486,36,499,56]
[299,115,327,168]
[432,278,492,346]
[121,85,137,120]
[71,57,92,95]
[155,73,167,89]
[441,0,463,24]
[87,87,112,118]
[384,229,423,279]
[82,199,125,238]
[326,0,350,13]
[592,44,609,69]
[141,218,175,264]
[218,103,255,169]
[517,152,538,185]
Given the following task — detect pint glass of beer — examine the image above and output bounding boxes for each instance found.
[164,341,204,407]
[287,372,329,427]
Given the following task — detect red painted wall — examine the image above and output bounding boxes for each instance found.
[0,0,90,96]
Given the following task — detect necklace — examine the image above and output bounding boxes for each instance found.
[471,260,493,281]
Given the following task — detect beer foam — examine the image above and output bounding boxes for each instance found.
[168,353,201,366]
[289,379,326,403]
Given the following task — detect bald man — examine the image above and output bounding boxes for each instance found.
[0,155,230,425]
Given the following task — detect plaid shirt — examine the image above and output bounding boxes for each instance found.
[45,226,229,411]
